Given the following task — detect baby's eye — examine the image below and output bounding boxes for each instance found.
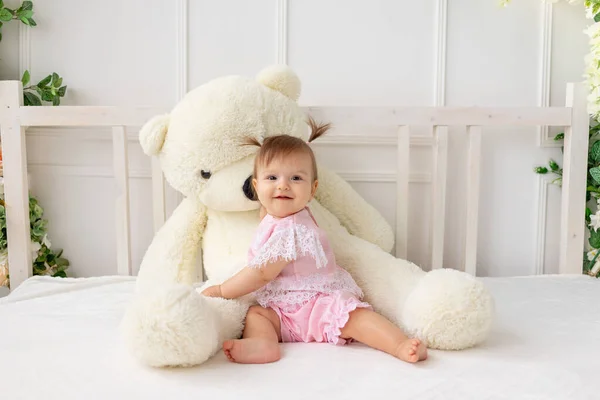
[291,176,302,181]
[267,175,277,181]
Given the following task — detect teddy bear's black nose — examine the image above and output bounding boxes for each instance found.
[243,176,256,201]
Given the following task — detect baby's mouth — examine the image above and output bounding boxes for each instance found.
[274,195,292,200]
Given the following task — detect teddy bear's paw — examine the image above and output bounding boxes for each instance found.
[401,268,495,350]
[121,284,220,367]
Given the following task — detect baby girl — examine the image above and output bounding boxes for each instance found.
[202,126,427,364]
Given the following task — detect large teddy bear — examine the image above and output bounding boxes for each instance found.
[121,65,494,367]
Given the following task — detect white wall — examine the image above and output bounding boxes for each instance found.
[0,0,590,278]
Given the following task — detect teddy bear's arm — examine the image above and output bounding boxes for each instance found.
[314,166,395,253]
[136,197,208,292]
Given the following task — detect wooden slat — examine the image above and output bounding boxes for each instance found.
[464,126,482,276]
[431,126,448,270]
[305,106,571,127]
[559,83,589,275]
[0,81,32,290]
[151,157,166,233]
[16,106,167,127]
[395,126,410,259]
[312,134,433,147]
[13,104,571,128]
[112,126,132,276]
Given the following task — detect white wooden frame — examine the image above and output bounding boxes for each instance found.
[0,81,589,290]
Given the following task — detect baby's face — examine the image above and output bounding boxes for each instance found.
[252,152,318,218]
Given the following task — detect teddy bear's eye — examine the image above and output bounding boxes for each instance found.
[200,170,212,179]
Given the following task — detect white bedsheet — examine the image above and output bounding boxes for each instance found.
[1,274,599,400]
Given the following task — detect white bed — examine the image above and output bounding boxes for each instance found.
[0,80,597,399]
[1,274,598,400]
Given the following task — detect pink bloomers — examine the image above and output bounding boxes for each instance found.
[269,290,371,345]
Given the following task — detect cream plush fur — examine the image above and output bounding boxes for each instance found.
[121,65,494,367]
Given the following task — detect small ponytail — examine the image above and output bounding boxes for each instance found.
[242,137,262,147]
[307,116,331,143]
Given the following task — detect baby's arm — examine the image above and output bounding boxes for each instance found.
[202,259,288,299]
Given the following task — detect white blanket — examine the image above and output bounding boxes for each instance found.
[1,274,599,400]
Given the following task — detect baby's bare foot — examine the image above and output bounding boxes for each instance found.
[395,339,428,363]
[222,338,281,364]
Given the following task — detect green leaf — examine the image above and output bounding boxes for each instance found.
[590,229,600,249]
[28,17,35,26]
[0,1,4,9]
[21,1,33,11]
[52,96,60,106]
[591,167,600,185]
[0,9,12,21]
[17,9,32,19]
[534,166,548,174]
[32,228,44,237]
[41,89,53,102]
[584,259,592,274]
[56,258,69,268]
[38,74,52,87]
[591,141,600,162]
[19,16,30,26]
[549,159,560,172]
[51,72,59,85]
[554,133,564,141]
[587,207,592,222]
[587,185,600,194]
[53,271,67,278]
[23,91,41,106]
[32,204,43,218]
[58,86,67,97]
[53,76,63,88]
[21,70,30,86]
[595,12,600,22]
[36,252,46,262]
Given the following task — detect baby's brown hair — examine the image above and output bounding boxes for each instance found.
[245,117,330,182]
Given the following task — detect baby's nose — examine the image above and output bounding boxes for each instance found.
[278,181,290,190]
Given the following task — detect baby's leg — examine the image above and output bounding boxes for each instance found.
[223,305,282,364]
[340,308,427,363]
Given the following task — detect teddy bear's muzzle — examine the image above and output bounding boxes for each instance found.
[243,175,257,201]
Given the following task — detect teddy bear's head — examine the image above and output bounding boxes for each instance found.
[139,65,308,212]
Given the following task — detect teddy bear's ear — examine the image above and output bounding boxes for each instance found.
[139,114,170,156]
[256,65,301,101]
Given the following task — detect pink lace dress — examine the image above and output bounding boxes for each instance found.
[248,207,371,345]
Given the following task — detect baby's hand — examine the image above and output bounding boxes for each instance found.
[201,285,223,298]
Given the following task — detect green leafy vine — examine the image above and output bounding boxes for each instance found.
[0,1,70,288]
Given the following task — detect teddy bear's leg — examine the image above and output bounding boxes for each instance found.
[313,201,494,351]
[197,281,251,345]
[121,284,221,367]
[401,268,495,350]
[122,198,246,367]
